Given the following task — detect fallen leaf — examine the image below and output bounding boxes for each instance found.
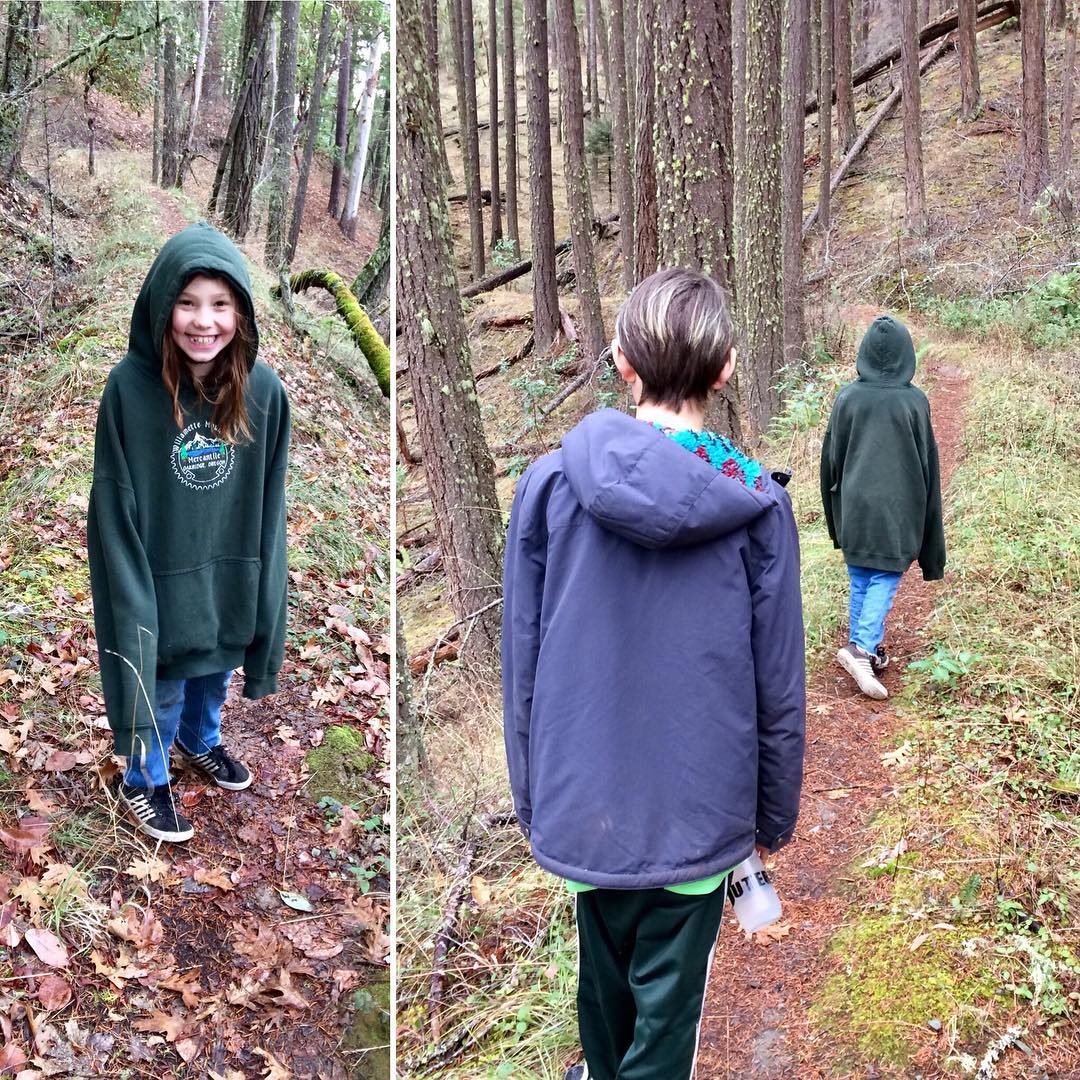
[909,932,931,952]
[862,837,909,869]
[470,874,491,908]
[35,976,71,1012]
[253,1046,291,1080]
[278,890,314,913]
[0,1043,27,1072]
[0,818,51,852]
[881,740,914,768]
[175,1037,201,1062]
[124,856,171,883]
[24,791,58,815]
[822,787,854,800]
[193,866,236,892]
[158,971,204,1009]
[43,751,76,773]
[227,968,310,1012]
[331,969,360,995]
[24,928,68,968]
[750,921,792,945]
[107,904,163,952]
[132,1011,188,1043]
[0,900,21,948]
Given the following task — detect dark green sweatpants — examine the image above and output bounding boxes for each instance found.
[575,886,727,1080]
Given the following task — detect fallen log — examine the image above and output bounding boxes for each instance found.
[803,37,953,237]
[475,331,534,380]
[805,0,1017,115]
[477,312,532,329]
[397,549,443,593]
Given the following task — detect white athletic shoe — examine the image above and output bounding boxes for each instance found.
[837,643,889,700]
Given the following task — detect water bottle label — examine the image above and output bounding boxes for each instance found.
[728,866,770,899]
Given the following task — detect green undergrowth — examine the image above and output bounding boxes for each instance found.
[809,342,1080,1073]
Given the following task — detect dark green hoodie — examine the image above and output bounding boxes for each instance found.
[820,315,945,580]
[88,222,290,758]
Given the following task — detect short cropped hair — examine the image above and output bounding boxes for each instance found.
[613,268,735,410]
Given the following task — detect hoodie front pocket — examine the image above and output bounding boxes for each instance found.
[154,556,262,663]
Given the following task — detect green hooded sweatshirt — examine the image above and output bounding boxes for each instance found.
[820,315,945,580]
[88,222,290,758]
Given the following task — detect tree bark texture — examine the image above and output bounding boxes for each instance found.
[343,33,388,238]
[161,23,180,188]
[782,0,810,369]
[1019,0,1050,208]
[1050,0,1066,28]
[552,0,608,361]
[900,0,927,231]
[634,1,658,281]
[258,19,278,182]
[461,0,487,275]
[0,1,40,184]
[329,19,352,216]
[204,0,225,104]
[834,0,856,150]
[488,0,503,244]
[523,0,561,351]
[398,0,504,661]
[818,0,833,231]
[265,0,299,270]
[151,12,161,185]
[625,0,637,148]
[1058,7,1077,198]
[596,0,612,110]
[737,0,785,435]
[177,0,209,187]
[733,0,747,258]
[587,0,600,118]
[958,0,981,118]
[287,0,334,263]
[503,0,521,254]
[609,0,635,289]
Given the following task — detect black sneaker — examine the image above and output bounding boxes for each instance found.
[117,782,194,843]
[873,645,891,673]
[563,1066,588,1080]
[173,740,252,790]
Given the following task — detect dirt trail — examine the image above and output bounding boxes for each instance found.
[696,350,970,1080]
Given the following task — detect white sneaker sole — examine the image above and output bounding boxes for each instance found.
[837,648,889,700]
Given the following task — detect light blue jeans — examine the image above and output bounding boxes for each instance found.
[847,565,904,654]
[125,671,232,789]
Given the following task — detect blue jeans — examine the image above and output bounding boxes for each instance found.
[125,671,232,789]
[847,565,903,654]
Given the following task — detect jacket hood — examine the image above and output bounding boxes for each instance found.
[126,222,259,377]
[560,409,776,549]
[855,315,916,385]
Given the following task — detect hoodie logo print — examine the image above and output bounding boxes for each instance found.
[171,420,234,490]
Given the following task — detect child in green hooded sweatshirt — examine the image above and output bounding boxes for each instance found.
[88,222,290,842]
[820,315,945,700]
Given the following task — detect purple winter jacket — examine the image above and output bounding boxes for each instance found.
[501,409,806,889]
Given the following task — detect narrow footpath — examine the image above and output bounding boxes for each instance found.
[696,347,970,1079]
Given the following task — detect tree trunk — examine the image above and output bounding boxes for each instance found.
[257,19,278,182]
[1049,0,1066,28]
[84,67,97,177]
[634,1,657,282]
[161,23,180,187]
[503,0,520,254]
[463,0,487,274]
[220,0,271,240]
[1019,0,1050,208]
[587,0,600,119]
[341,32,387,239]
[811,0,820,94]
[286,0,333,263]
[958,0,981,118]
[177,0,209,188]
[0,1,40,184]
[329,19,352,215]
[354,211,391,306]
[265,0,299,269]
[921,0,931,26]
[523,0,561,351]
[818,0,833,231]
[152,9,161,185]
[609,0,634,289]
[552,0,608,361]
[733,0,747,258]
[425,0,453,181]
[625,0,637,148]
[834,0,856,150]
[596,0,612,111]
[488,0,503,245]
[783,0,810,370]
[655,0,739,440]
[737,0,784,435]
[204,0,226,105]
[398,0,504,662]
[1058,6,1077,203]
[395,617,426,780]
[900,0,927,231]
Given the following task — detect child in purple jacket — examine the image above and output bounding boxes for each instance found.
[502,268,806,1080]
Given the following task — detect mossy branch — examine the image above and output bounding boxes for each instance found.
[287,269,390,397]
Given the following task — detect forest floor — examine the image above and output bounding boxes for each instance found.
[0,86,391,1079]
[398,15,1080,1080]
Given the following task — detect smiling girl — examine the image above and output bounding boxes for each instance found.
[88,222,290,842]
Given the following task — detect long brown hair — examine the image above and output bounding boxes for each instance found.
[160,275,255,444]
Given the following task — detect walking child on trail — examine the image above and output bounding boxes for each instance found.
[501,268,806,1080]
[821,314,946,700]
[88,222,290,843]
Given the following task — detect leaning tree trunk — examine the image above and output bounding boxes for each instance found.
[737,0,784,435]
[398,0,504,661]
[958,0,981,119]
[1019,0,1050,209]
[782,0,810,370]
[523,0,561,352]
[487,0,503,245]
[634,1,658,282]
[818,0,833,231]
[286,0,333,263]
[353,211,391,307]
[341,33,387,238]
[177,0,209,188]
[502,0,520,254]
[160,22,180,187]
[609,0,635,290]
[328,19,352,216]
[265,0,299,270]
[552,0,608,362]
[834,0,856,151]
[655,0,739,440]
[900,0,926,232]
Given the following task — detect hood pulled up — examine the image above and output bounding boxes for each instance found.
[854,314,916,386]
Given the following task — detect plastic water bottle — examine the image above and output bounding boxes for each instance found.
[727,852,782,933]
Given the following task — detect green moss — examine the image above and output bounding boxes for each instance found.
[341,977,391,1079]
[811,916,994,1069]
[305,724,379,810]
